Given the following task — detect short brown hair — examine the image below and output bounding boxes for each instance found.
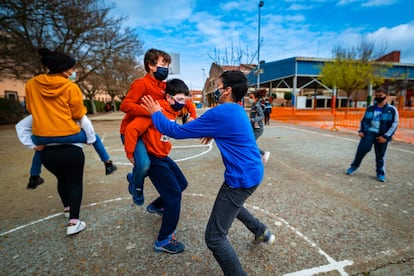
[375,87,389,95]
[144,48,171,72]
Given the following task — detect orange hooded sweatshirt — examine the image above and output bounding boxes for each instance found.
[124,100,179,159]
[25,74,86,136]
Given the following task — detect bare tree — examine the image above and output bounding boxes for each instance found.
[0,0,143,111]
[208,39,259,65]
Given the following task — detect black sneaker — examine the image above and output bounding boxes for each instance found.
[254,229,275,244]
[147,204,164,216]
[27,175,44,189]
[105,161,117,175]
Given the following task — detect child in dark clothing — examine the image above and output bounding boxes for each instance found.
[124,79,190,254]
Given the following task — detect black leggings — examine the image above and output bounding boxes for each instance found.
[41,145,85,220]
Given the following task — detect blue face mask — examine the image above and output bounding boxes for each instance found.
[154,67,169,81]
[68,71,77,82]
[171,100,185,111]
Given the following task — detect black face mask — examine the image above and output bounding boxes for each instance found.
[154,67,169,81]
[171,100,185,111]
[375,97,386,104]
[214,88,224,103]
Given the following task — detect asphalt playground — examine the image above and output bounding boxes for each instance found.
[0,110,413,275]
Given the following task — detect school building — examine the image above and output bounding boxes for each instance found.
[245,51,414,110]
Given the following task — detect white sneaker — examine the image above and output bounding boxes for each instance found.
[262,152,270,163]
[66,220,86,235]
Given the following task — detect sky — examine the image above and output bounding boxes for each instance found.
[105,0,414,90]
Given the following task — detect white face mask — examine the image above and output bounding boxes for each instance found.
[68,71,77,82]
[248,98,254,104]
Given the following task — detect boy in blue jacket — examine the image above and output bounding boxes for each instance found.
[141,70,274,276]
[346,87,399,182]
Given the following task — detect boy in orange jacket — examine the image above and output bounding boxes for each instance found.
[120,49,195,207]
[123,79,190,254]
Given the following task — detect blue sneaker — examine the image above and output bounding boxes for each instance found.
[127,173,144,206]
[154,234,185,254]
[377,174,386,182]
[346,166,357,175]
[147,204,164,216]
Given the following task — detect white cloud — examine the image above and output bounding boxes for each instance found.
[367,22,414,62]
[109,0,195,27]
[288,4,314,11]
[362,0,397,7]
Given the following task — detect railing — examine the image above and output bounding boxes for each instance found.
[269,107,414,130]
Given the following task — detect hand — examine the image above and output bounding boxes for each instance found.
[34,145,45,151]
[200,137,212,144]
[376,136,387,143]
[128,157,135,164]
[141,95,162,114]
[358,132,365,138]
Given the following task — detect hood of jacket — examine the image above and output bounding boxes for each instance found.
[32,74,74,98]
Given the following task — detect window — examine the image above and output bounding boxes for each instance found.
[5,90,18,100]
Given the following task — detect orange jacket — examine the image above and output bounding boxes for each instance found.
[184,100,197,120]
[120,73,166,135]
[25,74,86,136]
[124,100,179,159]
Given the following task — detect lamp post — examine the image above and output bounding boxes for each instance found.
[256,0,264,90]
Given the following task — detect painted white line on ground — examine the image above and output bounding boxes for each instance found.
[276,125,414,155]
[248,204,353,276]
[0,197,125,236]
[108,139,214,165]
[2,193,354,275]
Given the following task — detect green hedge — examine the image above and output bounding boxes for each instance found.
[0,98,25,125]
[83,99,121,114]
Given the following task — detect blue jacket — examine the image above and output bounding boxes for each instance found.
[359,103,399,141]
[151,103,264,188]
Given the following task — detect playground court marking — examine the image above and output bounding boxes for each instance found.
[277,125,414,155]
[0,193,354,276]
[2,138,355,275]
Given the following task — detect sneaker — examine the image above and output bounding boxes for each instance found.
[262,152,270,163]
[27,175,44,189]
[254,229,275,244]
[105,161,117,175]
[377,174,386,182]
[147,204,164,216]
[127,173,144,206]
[66,220,86,235]
[154,234,185,254]
[346,166,357,175]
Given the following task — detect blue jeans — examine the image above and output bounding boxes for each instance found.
[350,131,389,176]
[147,155,188,241]
[253,127,265,155]
[205,183,266,276]
[30,130,109,176]
[120,135,150,193]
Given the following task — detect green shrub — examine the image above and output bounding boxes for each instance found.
[83,99,106,114]
[0,98,25,125]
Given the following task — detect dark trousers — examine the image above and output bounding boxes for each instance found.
[253,127,265,155]
[264,112,270,125]
[41,145,85,220]
[147,155,188,241]
[350,131,389,175]
[205,183,266,276]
